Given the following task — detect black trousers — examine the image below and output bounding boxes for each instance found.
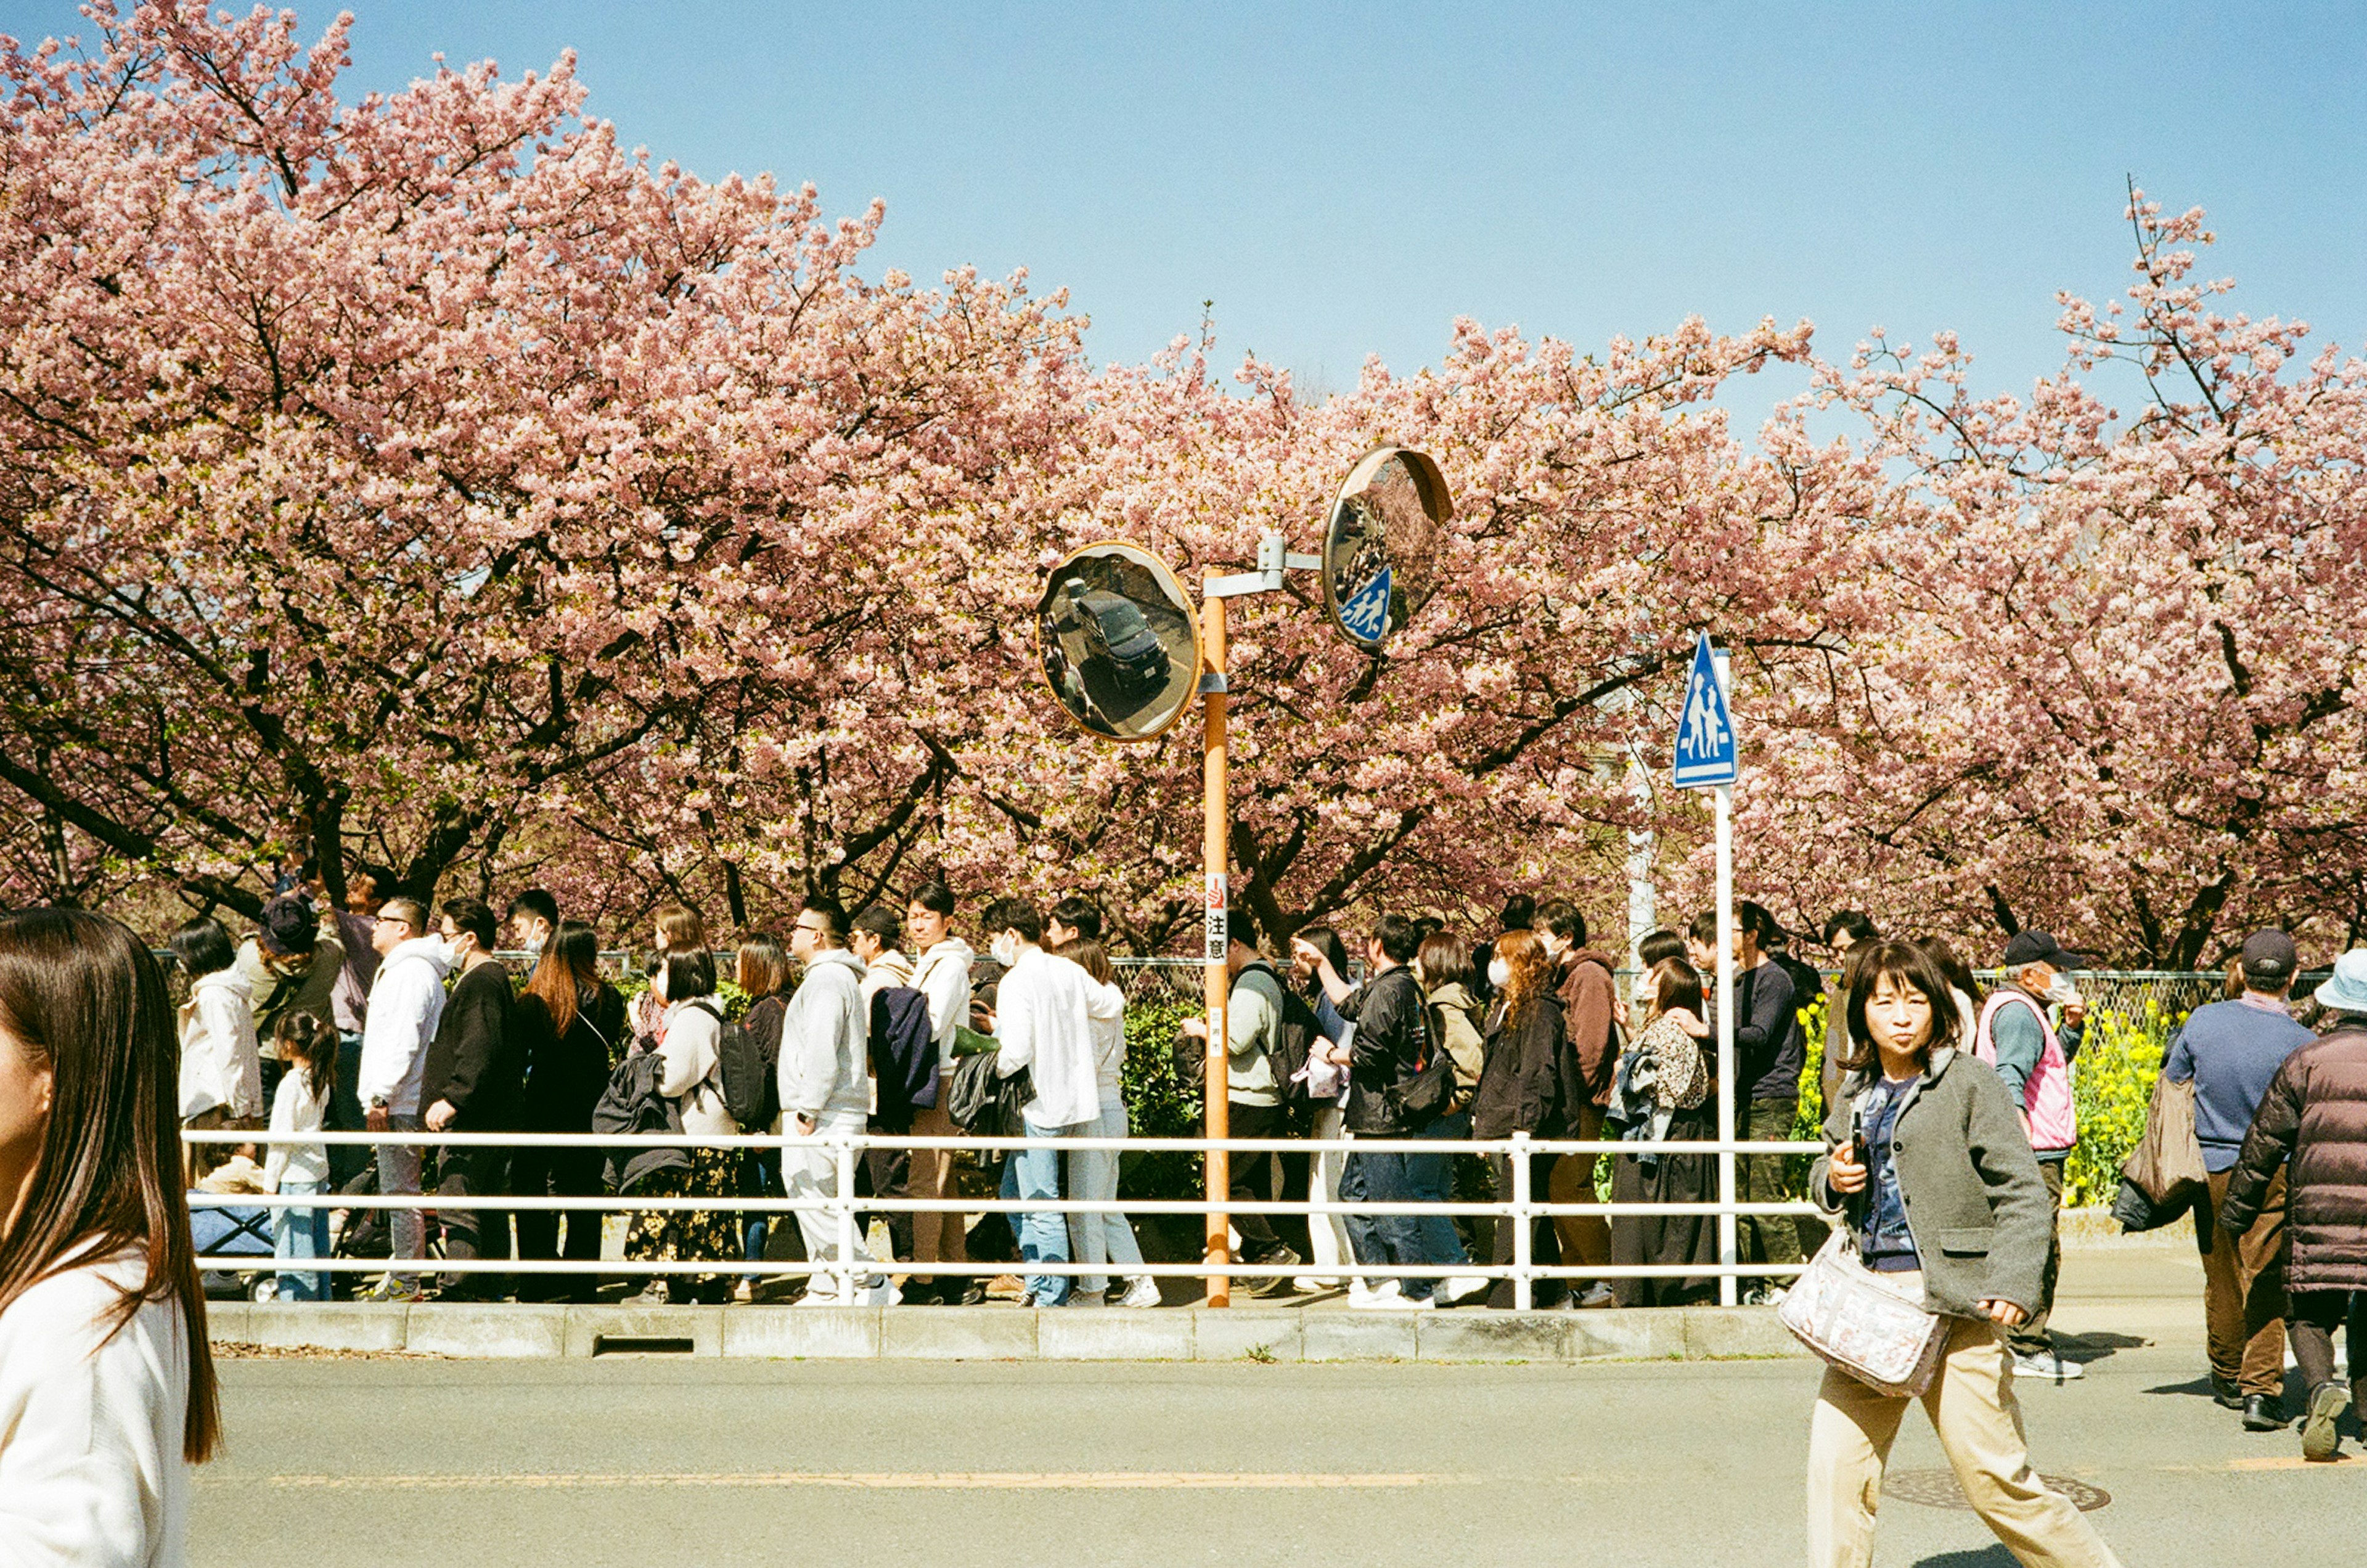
[435,1142,513,1290]
[1486,1149,1566,1308]
[1226,1101,1288,1259]
[511,1145,605,1301]
[2289,1288,2367,1400]
[856,1115,915,1264]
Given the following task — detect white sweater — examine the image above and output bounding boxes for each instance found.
[0,1254,190,1566]
[175,970,258,1122]
[659,998,735,1136]
[993,945,1124,1130]
[355,937,451,1117]
[260,1068,330,1191]
[909,938,975,1071]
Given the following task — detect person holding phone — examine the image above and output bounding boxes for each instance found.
[1805,940,2120,1568]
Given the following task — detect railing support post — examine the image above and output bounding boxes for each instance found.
[1511,1130,1533,1312]
[834,1133,859,1301]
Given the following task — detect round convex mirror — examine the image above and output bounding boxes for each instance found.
[1036,541,1204,742]
[1320,446,1453,652]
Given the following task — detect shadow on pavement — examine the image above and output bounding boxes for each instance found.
[1913,1550,2017,1568]
[2058,1331,2148,1364]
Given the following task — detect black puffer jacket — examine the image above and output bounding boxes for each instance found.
[1471,994,1581,1138]
[2221,1023,2367,1292]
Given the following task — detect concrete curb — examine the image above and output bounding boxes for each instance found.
[212,1302,1815,1363]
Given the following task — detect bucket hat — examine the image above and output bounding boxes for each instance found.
[2315,949,2367,1015]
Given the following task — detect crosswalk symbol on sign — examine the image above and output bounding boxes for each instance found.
[1670,632,1737,789]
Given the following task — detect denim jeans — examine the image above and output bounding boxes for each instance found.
[1066,1096,1146,1293]
[1002,1113,1078,1304]
[377,1113,425,1291]
[740,1144,785,1281]
[1407,1109,1474,1274]
[273,1178,330,1301]
[1340,1148,1435,1301]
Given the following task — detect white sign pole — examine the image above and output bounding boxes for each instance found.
[1712,646,1738,1308]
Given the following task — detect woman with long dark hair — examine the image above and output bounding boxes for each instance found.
[0,908,221,1559]
[1806,940,2120,1567]
[511,923,625,1302]
[1471,928,1582,1309]
[731,934,792,1303]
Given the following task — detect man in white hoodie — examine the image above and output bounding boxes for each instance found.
[902,880,977,1304]
[779,896,896,1306]
[986,897,1123,1306]
[356,896,451,1300]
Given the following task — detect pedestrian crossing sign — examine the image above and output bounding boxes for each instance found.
[1671,632,1738,789]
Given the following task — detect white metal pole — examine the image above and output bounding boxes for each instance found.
[1715,780,1737,1307]
[1511,1130,1533,1312]
[835,1134,859,1301]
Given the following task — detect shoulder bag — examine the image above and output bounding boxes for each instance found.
[1776,1227,1951,1397]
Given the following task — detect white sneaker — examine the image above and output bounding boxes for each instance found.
[1372,1291,1436,1311]
[1117,1275,1162,1309]
[1347,1279,1403,1309]
[1064,1288,1107,1308]
[856,1280,901,1307]
[1438,1275,1490,1304]
[795,1281,848,1307]
[2011,1350,2085,1382]
[1575,1283,1616,1310]
[1291,1275,1341,1294]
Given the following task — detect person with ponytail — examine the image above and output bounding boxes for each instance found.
[0,907,220,1562]
[261,1010,337,1301]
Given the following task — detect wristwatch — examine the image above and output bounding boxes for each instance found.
[369,1095,388,1110]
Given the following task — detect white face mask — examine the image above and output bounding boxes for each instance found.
[991,934,1018,967]
[523,930,547,954]
[2044,971,2082,1007]
[1487,958,1512,989]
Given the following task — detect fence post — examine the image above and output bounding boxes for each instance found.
[834,1133,859,1301]
[1511,1130,1532,1312]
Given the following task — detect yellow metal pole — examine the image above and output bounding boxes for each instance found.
[1203,593,1232,1307]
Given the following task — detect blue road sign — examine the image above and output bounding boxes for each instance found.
[1671,632,1737,789]
[1336,565,1393,645]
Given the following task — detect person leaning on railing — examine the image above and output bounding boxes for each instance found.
[1805,939,2122,1568]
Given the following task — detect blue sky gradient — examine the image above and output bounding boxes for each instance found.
[6,1,2362,424]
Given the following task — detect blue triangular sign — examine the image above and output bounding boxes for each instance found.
[1670,632,1738,789]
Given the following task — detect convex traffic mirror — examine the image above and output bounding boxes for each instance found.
[1321,446,1453,652]
[1036,541,1203,741]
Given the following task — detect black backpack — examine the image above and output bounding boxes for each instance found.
[715,997,777,1133]
[870,985,940,1115]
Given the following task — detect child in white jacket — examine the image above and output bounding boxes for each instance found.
[263,1011,337,1300]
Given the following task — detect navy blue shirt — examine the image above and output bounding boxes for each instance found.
[1856,1076,1918,1272]
[2164,995,2316,1172]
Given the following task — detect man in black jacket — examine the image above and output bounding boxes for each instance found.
[422,897,526,1298]
[1299,914,1439,1309]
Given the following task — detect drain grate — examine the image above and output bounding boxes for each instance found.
[591,1335,696,1357]
[1883,1468,2111,1512]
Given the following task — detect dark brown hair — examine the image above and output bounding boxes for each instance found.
[652,900,707,954]
[526,921,603,1039]
[1646,957,1704,1021]
[735,933,793,1001]
[272,1009,335,1100]
[0,909,219,1461]
[1837,939,1963,1077]
[1417,932,1475,992]
[1049,936,1115,987]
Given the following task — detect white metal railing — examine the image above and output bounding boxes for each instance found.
[183,1128,1825,1311]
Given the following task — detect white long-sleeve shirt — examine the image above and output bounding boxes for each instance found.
[779,949,870,1122]
[994,945,1123,1130]
[175,970,259,1122]
[659,998,735,1135]
[356,937,451,1117]
[909,938,975,1072]
[0,1252,190,1567]
[260,1067,329,1191]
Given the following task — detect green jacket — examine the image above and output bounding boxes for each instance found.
[1810,1045,2052,1320]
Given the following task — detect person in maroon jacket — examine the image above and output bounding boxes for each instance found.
[1535,899,1619,1309]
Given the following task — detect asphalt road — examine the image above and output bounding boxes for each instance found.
[199,1333,2360,1566]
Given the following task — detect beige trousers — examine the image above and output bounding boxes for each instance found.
[1807,1312,2122,1568]
[905,1069,968,1274]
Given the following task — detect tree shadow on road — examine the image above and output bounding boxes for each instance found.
[1913,1549,2017,1567]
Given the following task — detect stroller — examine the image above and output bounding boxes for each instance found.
[190,1200,276,1301]
[330,1164,441,1297]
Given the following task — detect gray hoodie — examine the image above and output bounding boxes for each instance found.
[779,947,870,1121]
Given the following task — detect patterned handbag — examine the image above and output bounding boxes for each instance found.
[1776,1227,1951,1397]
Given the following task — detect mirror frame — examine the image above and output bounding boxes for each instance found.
[1319,446,1454,653]
[1033,539,1205,744]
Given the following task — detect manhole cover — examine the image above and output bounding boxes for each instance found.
[1883,1468,2111,1512]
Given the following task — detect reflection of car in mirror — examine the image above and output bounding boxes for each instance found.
[1061,581,1169,695]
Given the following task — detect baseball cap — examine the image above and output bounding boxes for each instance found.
[2000,931,2080,970]
[256,894,319,958]
[2238,929,2298,986]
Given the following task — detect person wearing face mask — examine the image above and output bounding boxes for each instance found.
[1535,900,1621,1309]
[355,896,451,1301]
[1973,931,2088,1382]
[419,898,526,1299]
[504,889,559,970]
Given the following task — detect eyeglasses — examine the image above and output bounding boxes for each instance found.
[792,921,828,937]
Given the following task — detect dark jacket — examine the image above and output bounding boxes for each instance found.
[1471,994,1582,1139]
[1737,960,1803,1105]
[1339,965,1428,1135]
[1555,949,1621,1108]
[2220,1023,2367,1292]
[515,981,625,1134]
[1810,1046,2053,1320]
[421,960,525,1129]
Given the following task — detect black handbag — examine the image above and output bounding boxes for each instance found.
[946,1048,1035,1138]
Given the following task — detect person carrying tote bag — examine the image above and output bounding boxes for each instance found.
[1803,940,2122,1568]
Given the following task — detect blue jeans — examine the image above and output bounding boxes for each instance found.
[1408,1110,1475,1275]
[274,1179,330,1300]
[1066,1096,1145,1294]
[1340,1149,1436,1301]
[741,1146,784,1281]
[1002,1114,1077,1304]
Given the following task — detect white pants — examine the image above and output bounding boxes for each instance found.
[1304,1103,1353,1281]
[785,1108,880,1291]
[1067,1095,1146,1292]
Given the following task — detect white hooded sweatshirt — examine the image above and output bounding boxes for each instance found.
[178,967,260,1121]
[356,936,452,1117]
[779,947,872,1122]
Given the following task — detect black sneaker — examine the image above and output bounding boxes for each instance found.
[2210,1376,2245,1411]
[2242,1394,2287,1432]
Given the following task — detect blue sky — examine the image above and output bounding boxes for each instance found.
[7,1,2364,426]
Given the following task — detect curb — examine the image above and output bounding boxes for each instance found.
[210,1300,1814,1363]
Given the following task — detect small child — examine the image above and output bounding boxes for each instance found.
[263,1010,335,1301]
